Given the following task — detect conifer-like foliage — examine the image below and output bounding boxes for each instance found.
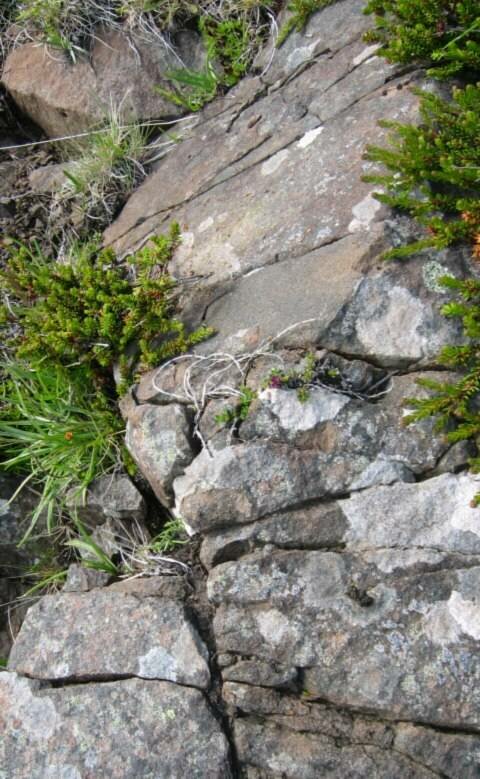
[364,83,480,259]
[0,224,212,387]
[364,1,480,495]
[404,275,480,502]
[363,0,480,77]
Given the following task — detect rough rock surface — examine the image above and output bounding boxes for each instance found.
[125,402,196,505]
[3,1,480,776]
[8,589,210,688]
[1,27,206,137]
[0,672,232,778]
[65,472,146,526]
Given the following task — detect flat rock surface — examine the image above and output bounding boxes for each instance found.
[0,672,231,778]
[8,589,210,689]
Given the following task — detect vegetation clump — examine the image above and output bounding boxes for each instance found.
[0,361,126,541]
[363,0,480,77]
[364,83,480,259]
[404,276,480,503]
[0,223,212,386]
[0,224,211,544]
[364,0,480,497]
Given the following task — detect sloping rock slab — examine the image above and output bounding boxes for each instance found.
[8,589,210,688]
[209,548,480,729]
[0,672,231,778]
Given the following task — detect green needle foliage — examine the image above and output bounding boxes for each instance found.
[364,83,480,260]
[404,275,480,502]
[363,0,480,78]
[0,361,125,542]
[149,517,188,554]
[0,223,212,386]
[363,0,480,497]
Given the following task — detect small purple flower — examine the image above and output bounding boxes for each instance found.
[269,375,283,389]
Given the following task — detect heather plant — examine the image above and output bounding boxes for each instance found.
[0,223,212,386]
[404,275,480,502]
[364,0,480,496]
[363,0,480,77]
[364,83,480,260]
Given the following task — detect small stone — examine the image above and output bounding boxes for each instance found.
[65,472,146,527]
[62,563,110,592]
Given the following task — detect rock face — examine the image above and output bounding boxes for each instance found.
[4,1,480,776]
[0,672,231,778]
[1,27,206,137]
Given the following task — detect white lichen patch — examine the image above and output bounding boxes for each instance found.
[423,590,480,645]
[297,126,324,149]
[422,260,452,294]
[256,609,291,646]
[356,286,427,361]
[348,192,383,232]
[259,387,349,432]
[179,230,195,249]
[352,43,381,67]
[138,647,177,681]
[198,216,214,233]
[261,149,290,176]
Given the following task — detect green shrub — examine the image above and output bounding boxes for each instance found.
[404,274,480,502]
[364,83,480,259]
[0,223,212,386]
[363,0,480,77]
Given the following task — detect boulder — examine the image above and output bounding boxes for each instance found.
[0,672,232,778]
[126,402,195,506]
[2,27,206,137]
[8,589,210,688]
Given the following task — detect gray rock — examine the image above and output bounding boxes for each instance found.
[174,370,453,534]
[394,722,480,779]
[223,660,297,689]
[8,589,210,688]
[2,28,207,137]
[174,443,373,534]
[28,163,69,193]
[0,672,231,778]
[126,403,195,506]
[200,502,347,569]
[234,719,433,779]
[339,472,480,557]
[66,472,146,526]
[62,563,110,592]
[209,549,480,728]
